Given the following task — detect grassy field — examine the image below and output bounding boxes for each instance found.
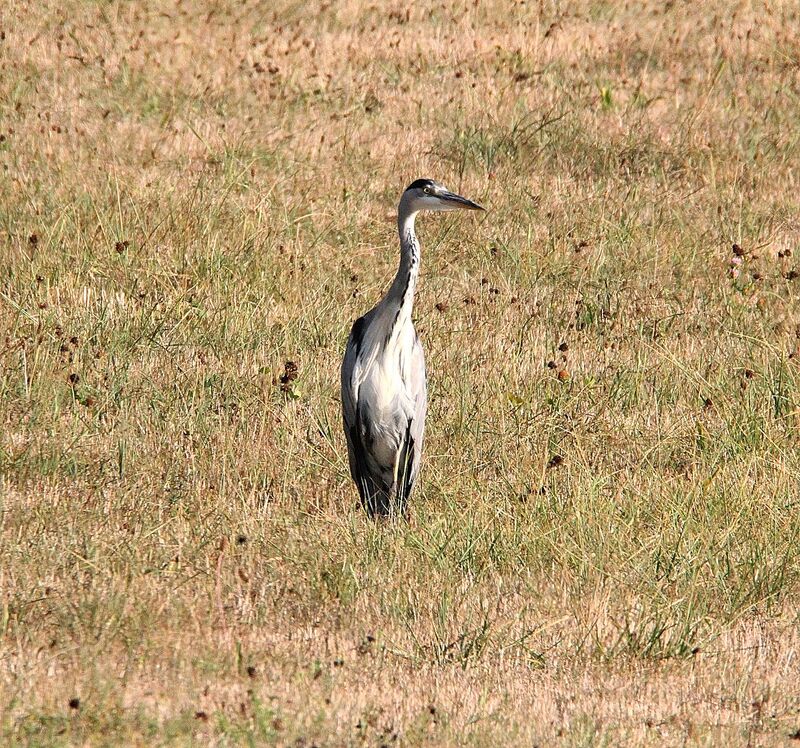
[2,0,800,744]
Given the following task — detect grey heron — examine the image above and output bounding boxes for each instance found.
[340,179,484,517]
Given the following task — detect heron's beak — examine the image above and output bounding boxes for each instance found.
[440,191,485,211]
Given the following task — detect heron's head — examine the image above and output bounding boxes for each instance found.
[401,178,484,213]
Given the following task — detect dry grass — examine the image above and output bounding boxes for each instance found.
[2,0,800,744]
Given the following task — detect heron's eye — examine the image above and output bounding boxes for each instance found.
[423,187,432,195]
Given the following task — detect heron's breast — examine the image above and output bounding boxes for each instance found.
[357,355,415,446]
[360,361,411,414]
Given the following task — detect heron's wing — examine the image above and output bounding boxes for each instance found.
[342,314,394,507]
[340,316,370,502]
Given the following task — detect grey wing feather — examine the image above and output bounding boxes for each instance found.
[340,316,370,502]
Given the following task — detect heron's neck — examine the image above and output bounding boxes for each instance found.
[382,207,420,341]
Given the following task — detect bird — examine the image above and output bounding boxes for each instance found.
[340,178,484,517]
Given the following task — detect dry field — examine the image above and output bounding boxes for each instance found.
[2,0,800,744]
